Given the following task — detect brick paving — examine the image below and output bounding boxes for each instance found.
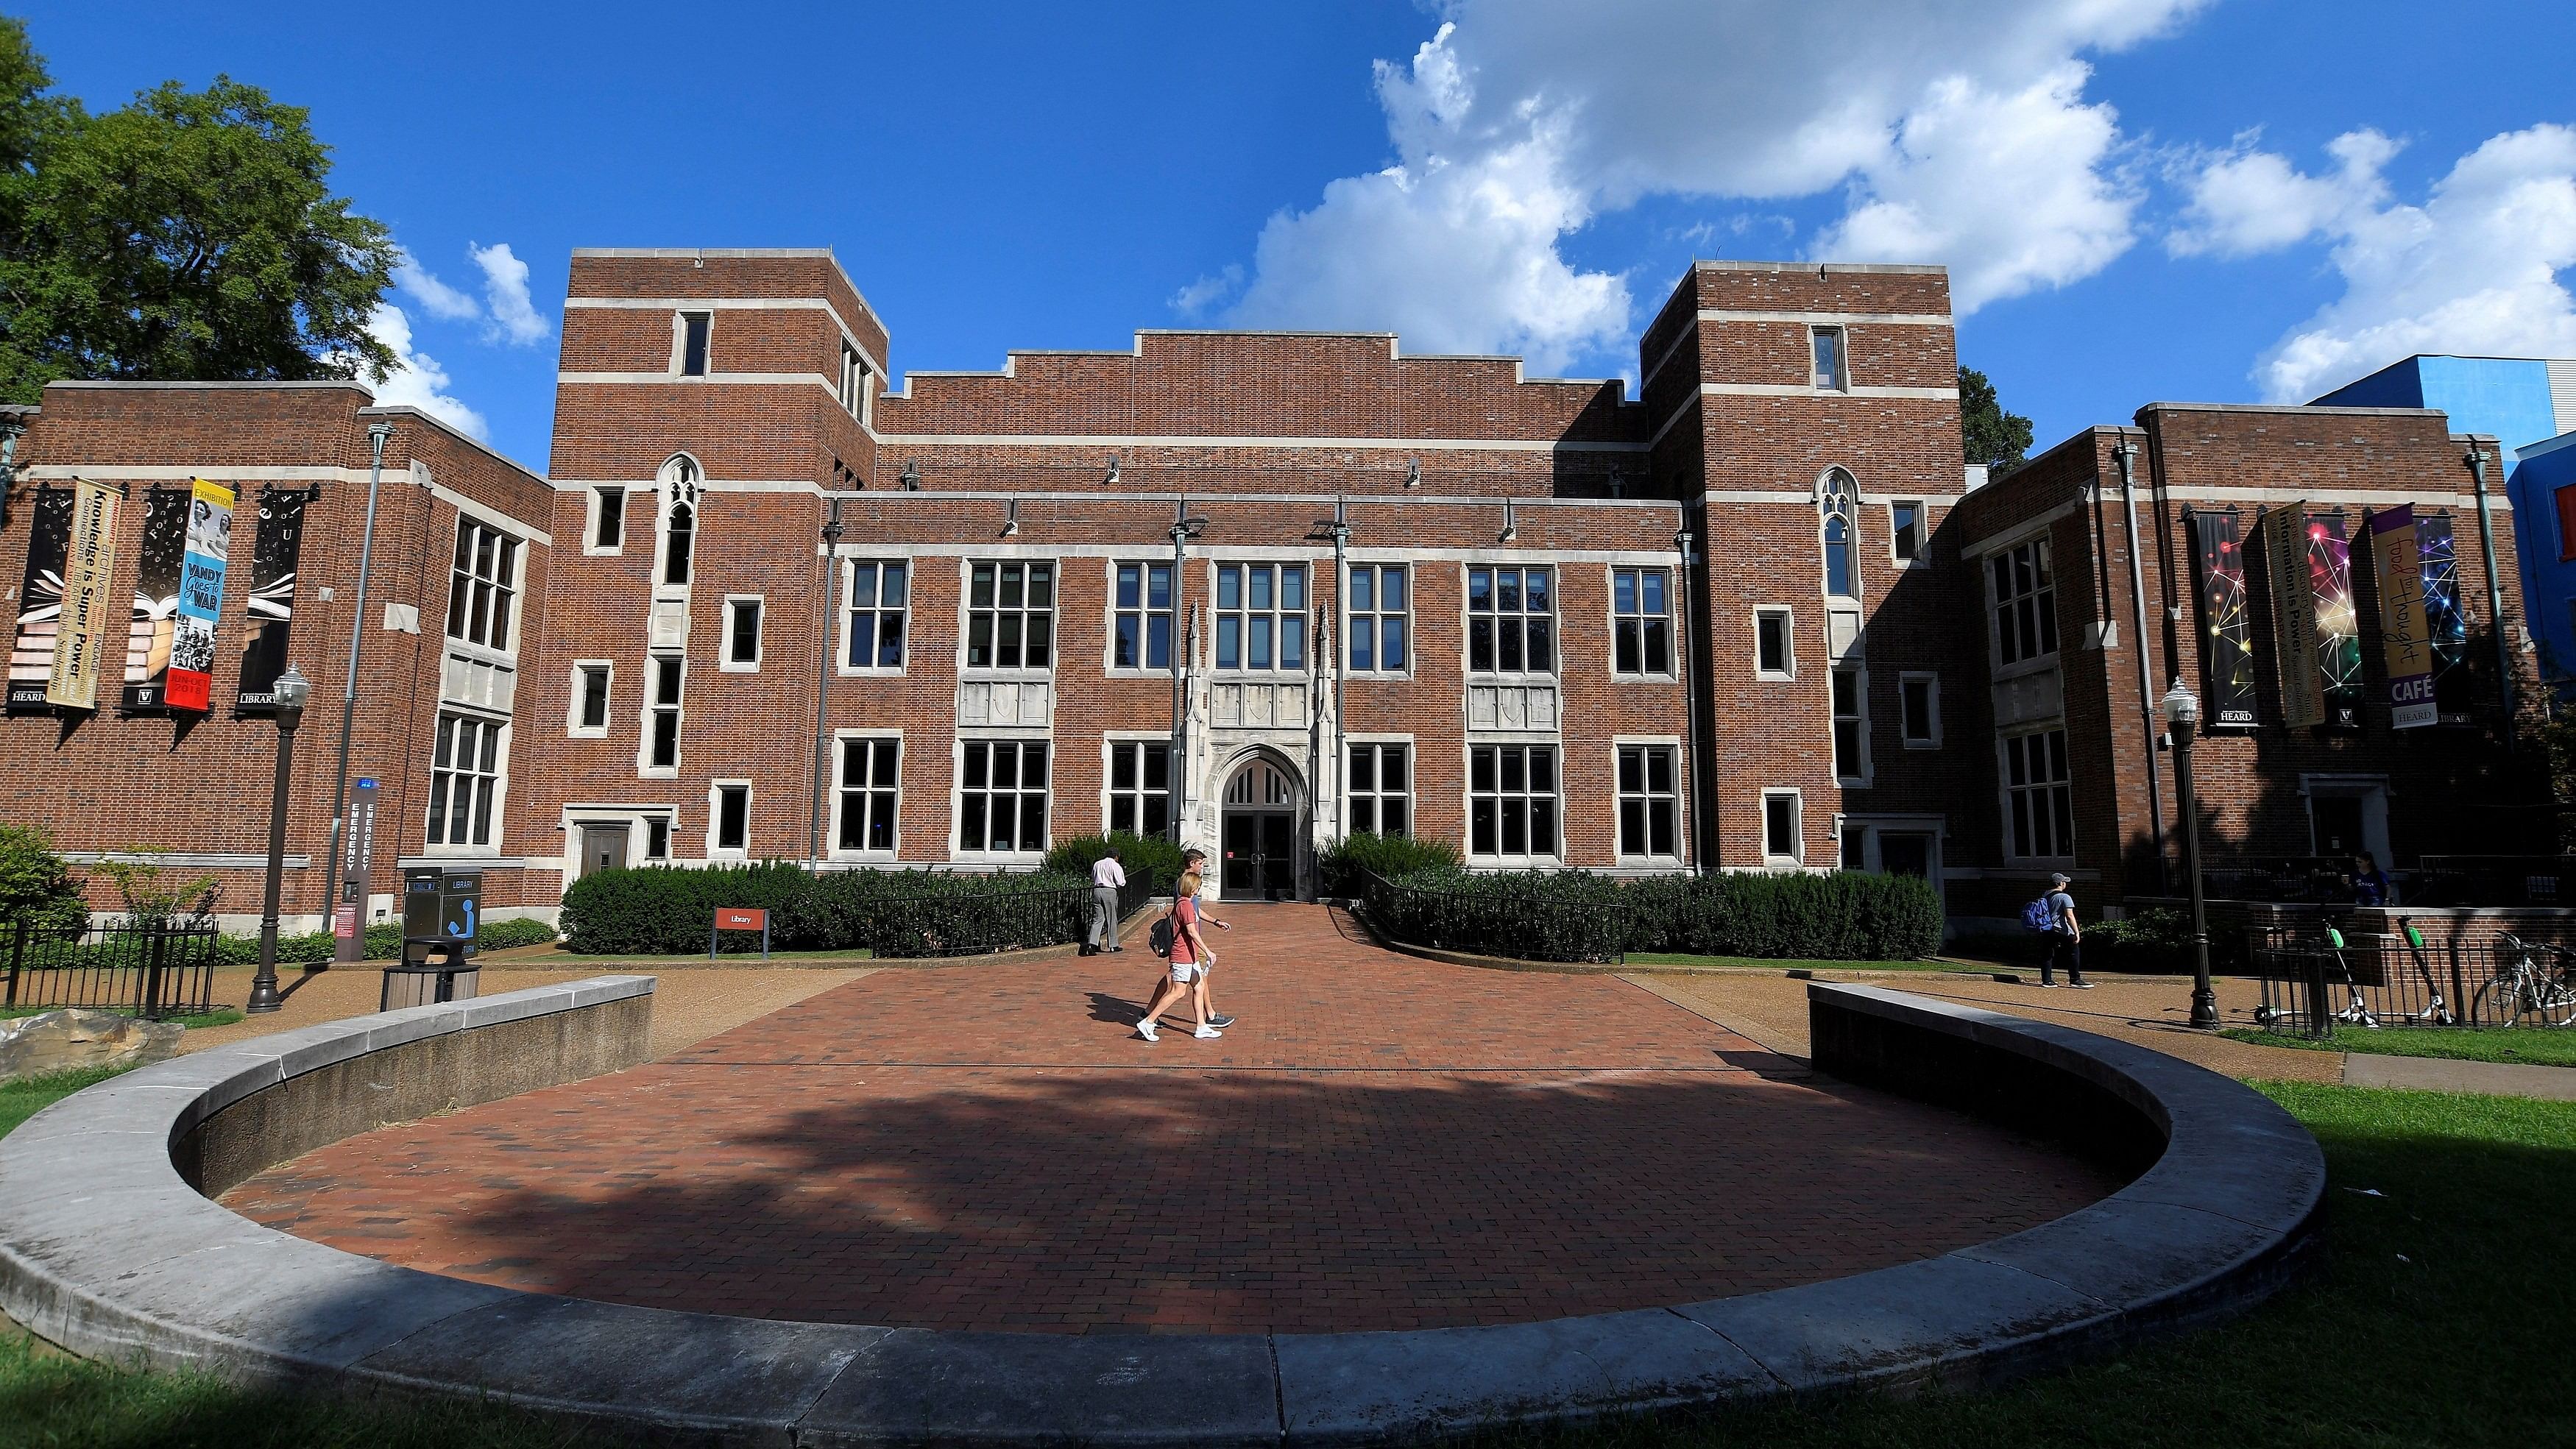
[222,905,2123,1334]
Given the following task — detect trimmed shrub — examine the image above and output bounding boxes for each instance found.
[562,862,1092,958]
[216,915,556,966]
[1043,832,1183,896]
[1367,869,1623,963]
[560,862,810,955]
[1365,867,1943,963]
[1318,832,1463,898]
[0,822,88,933]
[2087,906,2193,973]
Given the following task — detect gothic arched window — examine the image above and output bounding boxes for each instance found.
[659,455,702,588]
[1819,469,1858,599]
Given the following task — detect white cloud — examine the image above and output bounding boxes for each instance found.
[470,241,549,347]
[360,304,489,439]
[2174,126,2576,401]
[1169,264,1243,319]
[394,248,481,323]
[1219,0,2207,366]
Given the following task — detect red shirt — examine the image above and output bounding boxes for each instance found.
[1170,896,1199,963]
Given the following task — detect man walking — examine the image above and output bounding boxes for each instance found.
[1083,846,1126,956]
[2042,871,2091,988]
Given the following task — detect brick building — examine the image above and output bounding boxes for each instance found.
[0,250,2544,935]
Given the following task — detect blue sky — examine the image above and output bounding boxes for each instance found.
[18,1,2576,470]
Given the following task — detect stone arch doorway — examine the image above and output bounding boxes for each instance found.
[1217,751,1304,901]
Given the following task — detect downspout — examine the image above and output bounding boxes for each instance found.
[2112,436,2168,894]
[809,498,844,870]
[1330,497,1349,843]
[1674,517,1705,874]
[1169,498,1189,842]
[321,421,394,963]
[2467,443,2516,731]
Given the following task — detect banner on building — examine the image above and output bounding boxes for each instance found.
[5,485,71,714]
[46,478,126,712]
[2308,514,2363,730]
[2185,510,2259,729]
[2368,505,2437,729]
[236,485,314,713]
[2416,513,2474,723]
[119,487,188,712]
[164,479,233,713]
[2258,504,2323,728]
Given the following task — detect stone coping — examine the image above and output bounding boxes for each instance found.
[0,978,2324,1445]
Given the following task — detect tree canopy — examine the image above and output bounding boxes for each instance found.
[1959,364,2035,472]
[0,16,396,404]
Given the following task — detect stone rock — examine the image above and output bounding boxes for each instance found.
[0,1009,185,1083]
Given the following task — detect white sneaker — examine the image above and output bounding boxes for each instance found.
[1193,1024,1223,1039]
[1136,1020,1159,1042]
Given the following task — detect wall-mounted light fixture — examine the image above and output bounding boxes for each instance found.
[899,459,921,491]
[1405,458,1421,489]
[1105,455,1122,487]
[1001,498,1020,537]
[1498,498,1518,543]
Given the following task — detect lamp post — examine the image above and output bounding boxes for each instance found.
[247,664,312,1014]
[2162,678,2219,1029]
[809,498,845,871]
[1168,505,1209,842]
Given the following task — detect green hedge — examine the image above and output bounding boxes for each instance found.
[213,916,557,966]
[1317,832,1464,897]
[560,862,1091,957]
[1364,868,1944,963]
[1044,832,1183,895]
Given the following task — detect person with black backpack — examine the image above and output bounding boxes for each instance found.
[2028,871,2091,988]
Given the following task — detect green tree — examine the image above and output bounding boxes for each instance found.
[0,16,397,403]
[0,821,87,932]
[1960,364,2034,472]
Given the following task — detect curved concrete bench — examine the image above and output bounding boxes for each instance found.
[0,978,2324,1445]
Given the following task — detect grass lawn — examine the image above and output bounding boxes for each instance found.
[1,1006,244,1030]
[3,1069,2569,1445]
[1622,954,1970,974]
[2225,1023,2576,1069]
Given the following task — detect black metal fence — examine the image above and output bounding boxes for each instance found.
[2253,932,2576,1036]
[2,921,223,1020]
[861,866,1160,960]
[1356,870,1626,965]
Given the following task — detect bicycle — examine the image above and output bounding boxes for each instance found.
[2471,935,2576,1028]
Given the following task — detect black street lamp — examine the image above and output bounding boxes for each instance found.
[247,664,312,1014]
[2161,677,2220,1030]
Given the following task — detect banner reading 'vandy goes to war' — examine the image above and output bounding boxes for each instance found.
[2369,504,2437,729]
[164,479,233,712]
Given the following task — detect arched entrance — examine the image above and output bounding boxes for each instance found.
[1218,754,1303,901]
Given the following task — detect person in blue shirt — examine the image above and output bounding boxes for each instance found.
[2350,853,2394,907]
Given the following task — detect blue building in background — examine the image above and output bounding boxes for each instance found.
[2311,355,2576,696]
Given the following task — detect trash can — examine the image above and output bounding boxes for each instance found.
[381,868,481,1010]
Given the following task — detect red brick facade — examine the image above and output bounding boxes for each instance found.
[0,250,2543,932]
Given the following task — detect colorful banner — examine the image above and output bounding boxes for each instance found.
[2368,505,2437,729]
[164,478,233,713]
[46,478,124,712]
[2186,511,2258,729]
[236,486,313,712]
[5,485,70,714]
[2259,504,2323,728]
[2417,514,2473,723]
[119,487,188,712]
[2308,514,2363,730]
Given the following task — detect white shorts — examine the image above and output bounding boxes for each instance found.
[1169,960,1206,984]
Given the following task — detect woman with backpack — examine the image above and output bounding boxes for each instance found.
[1134,864,1226,1042]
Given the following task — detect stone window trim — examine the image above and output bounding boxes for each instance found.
[1818,467,1861,603]
[832,731,902,860]
[1101,731,1175,840]
[424,708,510,857]
[959,559,1057,677]
[1982,528,2060,680]
[838,343,874,425]
[838,557,910,676]
[1810,326,1851,393]
[1999,726,2076,862]
[585,485,626,556]
[568,660,612,738]
[1466,739,1564,866]
[1345,563,1412,678]
[1462,563,1557,680]
[721,595,765,672]
[1899,670,1942,749]
[1607,564,1677,679]
[1104,559,1175,676]
[1753,606,1797,681]
[1212,560,1309,673]
[1831,665,1871,787]
[654,454,704,600]
[952,734,1052,860]
[707,779,753,860]
[1613,734,1685,865]
[638,651,685,779]
[1889,499,1928,566]
[1345,734,1415,840]
[1761,788,1805,868]
[673,310,713,378]
[444,516,522,661]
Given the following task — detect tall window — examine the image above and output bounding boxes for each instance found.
[1820,470,1858,599]
[1891,500,1925,562]
[838,344,870,418]
[726,598,762,667]
[645,817,671,860]
[1900,673,1939,747]
[959,740,1048,853]
[713,784,749,854]
[838,737,899,853]
[1468,567,1553,673]
[662,501,695,587]
[1755,608,1794,678]
[1114,562,1172,670]
[1348,565,1409,672]
[1215,562,1306,671]
[678,311,710,375]
[2003,728,2073,858]
[1811,327,1847,391]
[966,561,1053,670]
[1989,539,2058,667]
[445,519,519,651]
[844,561,907,669]
[1348,743,1410,836]
[591,487,624,551]
[427,712,503,848]
[1107,740,1171,836]
[1612,568,1673,676]
[1617,745,1680,860]
[645,653,683,770]
[1763,790,1802,862]
[1470,743,1558,860]
[573,664,610,734]
[1831,667,1867,782]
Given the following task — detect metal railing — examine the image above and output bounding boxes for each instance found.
[860,866,1160,960]
[2253,932,2576,1036]
[3,921,222,1020]
[1356,870,1626,965]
